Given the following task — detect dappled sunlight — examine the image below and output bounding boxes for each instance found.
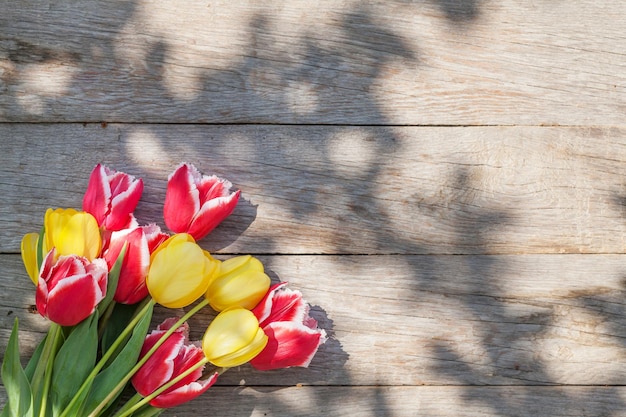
[2,0,626,416]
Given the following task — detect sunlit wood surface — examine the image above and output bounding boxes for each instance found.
[1,1,626,416]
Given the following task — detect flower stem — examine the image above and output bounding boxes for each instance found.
[113,358,210,417]
[36,324,62,417]
[59,298,155,417]
[29,323,61,416]
[88,298,210,417]
[110,392,143,416]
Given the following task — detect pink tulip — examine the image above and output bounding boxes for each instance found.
[103,224,169,304]
[83,164,144,231]
[36,249,108,326]
[250,283,326,371]
[163,163,240,241]
[132,318,218,408]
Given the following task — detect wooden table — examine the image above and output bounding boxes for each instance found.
[1,1,625,415]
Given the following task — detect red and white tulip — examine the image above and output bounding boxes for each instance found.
[35,249,108,326]
[250,282,326,371]
[132,318,218,408]
[83,164,144,231]
[103,224,168,304]
[163,163,240,241]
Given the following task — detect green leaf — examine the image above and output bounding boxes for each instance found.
[50,312,99,416]
[1,318,33,417]
[101,303,138,358]
[24,333,47,382]
[79,303,154,415]
[97,243,127,317]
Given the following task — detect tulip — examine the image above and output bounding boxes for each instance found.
[36,249,108,326]
[83,164,144,231]
[21,232,41,285]
[146,233,218,308]
[249,283,326,371]
[44,208,102,261]
[163,163,240,241]
[205,255,270,312]
[202,308,268,368]
[103,224,169,304]
[132,318,218,408]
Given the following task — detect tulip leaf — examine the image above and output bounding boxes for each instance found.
[24,333,47,382]
[79,302,154,415]
[101,302,137,359]
[50,311,99,416]
[1,318,34,417]
[97,243,127,318]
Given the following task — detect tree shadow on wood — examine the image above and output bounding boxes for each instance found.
[5,1,626,417]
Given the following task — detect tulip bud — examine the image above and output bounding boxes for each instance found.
[103,224,169,304]
[163,163,240,241]
[83,164,144,231]
[36,249,108,326]
[132,318,218,408]
[205,255,271,312]
[202,308,268,368]
[44,208,102,261]
[146,234,218,308]
[249,283,326,371]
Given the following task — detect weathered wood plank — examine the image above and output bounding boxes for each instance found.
[1,1,624,125]
[3,385,626,417]
[1,124,625,255]
[3,254,626,387]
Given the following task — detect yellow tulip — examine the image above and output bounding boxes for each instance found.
[202,308,268,368]
[44,208,101,260]
[205,255,270,311]
[146,233,218,308]
[21,232,41,285]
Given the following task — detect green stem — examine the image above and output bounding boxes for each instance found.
[111,392,143,416]
[88,298,210,417]
[30,323,61,415]
[37,324,63,417]
[114,358,210,417]
[59,298,155,417]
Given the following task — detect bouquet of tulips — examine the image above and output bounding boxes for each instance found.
[1,163,326,417]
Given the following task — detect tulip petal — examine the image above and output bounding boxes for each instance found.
[147,235,215,308]
[164,163,200,233]
[53,211,102,261]
[197,175,228,201]
[187,190,240,241]
[105,176,143,230]
[250,322,327,371]
[167,344,206,391]
[143,224,170,253]
[83,164,110,227]
[208,269,270,311]
[149,372,218,409]
[202,308,268,368]
[133,331,186,395]
[21,233,40,285]
[42,271,104,326]
[252,283,308,328]
[105,227,151,304]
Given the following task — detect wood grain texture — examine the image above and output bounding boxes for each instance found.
[3,254,626,388]
[1,0,625,125]
[1,124,625,255]
[2,386,626,417]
